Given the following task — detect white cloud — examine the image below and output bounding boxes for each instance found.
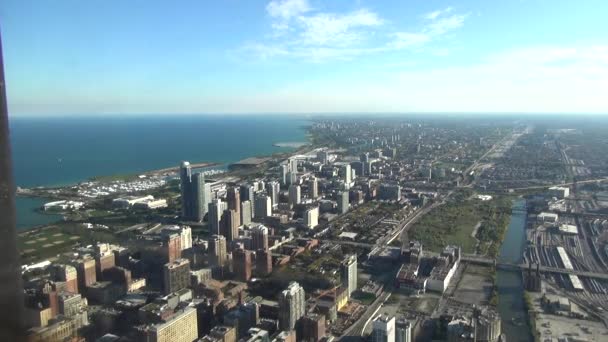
[426,13,467,35]
[244,2,468,62]
[389,32,431,49]
[297,9,383,46]
[424,7,452,20]
[266,0,310,20]
[211,45,608,114]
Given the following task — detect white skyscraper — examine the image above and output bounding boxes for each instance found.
[341,254,357,297]
[372,315,396,342]
[304,206,319,229]
[267,181,280,208]
[279,282,306,330]
[337,191,349,214]
[280,165,288,185]
[341,164,352,184]
[288,184,301,207]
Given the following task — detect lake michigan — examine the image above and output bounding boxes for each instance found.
[10,114,309,229]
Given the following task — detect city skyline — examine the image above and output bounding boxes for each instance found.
[1,0,607,115]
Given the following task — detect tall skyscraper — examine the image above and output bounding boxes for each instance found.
[208,199,226,235]
[240,184,255,203]
[180,162,210,222]
[288,184,301,207]
[317,151,329,164]
[267,181,280,208]
[209,235,227,267]
[222,209,239,242]
[396,318,412,342]
[341,255,357,298]
[278,282,306,330]
[289,158,298,173]
[372,315,396,342]
[255,249,273,277]
[0,34,24,337]
[251,225,269,251]
[50,264,79,294]
[341,164,352,184]
[226,187,241,227]
[298,313,326,342]
[280,165,289,185]
[74,256,97,292]
[304,206,319,229]
[308,177,319,199]
[233,248,252,282]
[162,258,191,294]
[254,193,271,219]
[337,191,349,214]
[241,200,252,226]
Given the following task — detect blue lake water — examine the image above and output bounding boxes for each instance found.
[10,114,309,229]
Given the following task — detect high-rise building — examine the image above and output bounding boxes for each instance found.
[195,172,212,220]
[223,303,260,339]
[180,162,211,222]
[278,282,306,330]
[209,325,237,342]
[308,177,318,199]
[95,250,116,280]
[289,158,298,173]
[226,187,241,227]
[50,265,78,294]
[287,171,297,185]
[146,306,198,342]
[317,151,329,164]
[371,315,396,342]
[179,226,192,251]
[378,183,401,201]
[267,181,280,208]
[280,165,289,185]
[337,191,349,214]
[222,209,240,242]
[74,256,96,292]
[209,235,227,267]
[209,199,226,235]
[58,292,86,317]
[240,184,256,203]
[341,164,352,184]
[304,207,319,229]
[164,233,182,263]
[233,248,252,282]
[395,317,411,342]
[241,200,252,226]
[251,225,269,251]
[254,193,271,219]
[162,258,191,294]
[298,313,326,342]
[255,249,272,276]
[360,153,370,163]
[288,185,301,207]
[341,255,357,298]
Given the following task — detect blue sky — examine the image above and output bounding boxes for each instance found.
[1,0,607,115]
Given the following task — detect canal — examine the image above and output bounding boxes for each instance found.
[496,199,533,341]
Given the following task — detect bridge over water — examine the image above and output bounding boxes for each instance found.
[461,255,608,281]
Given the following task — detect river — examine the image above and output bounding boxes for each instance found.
[496,199,533,341]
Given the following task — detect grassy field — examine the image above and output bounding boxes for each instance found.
[409,196,512,255]
[19,223,119,264]
[19,226,80,263]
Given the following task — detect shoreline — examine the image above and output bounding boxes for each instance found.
[16,131,316,233]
